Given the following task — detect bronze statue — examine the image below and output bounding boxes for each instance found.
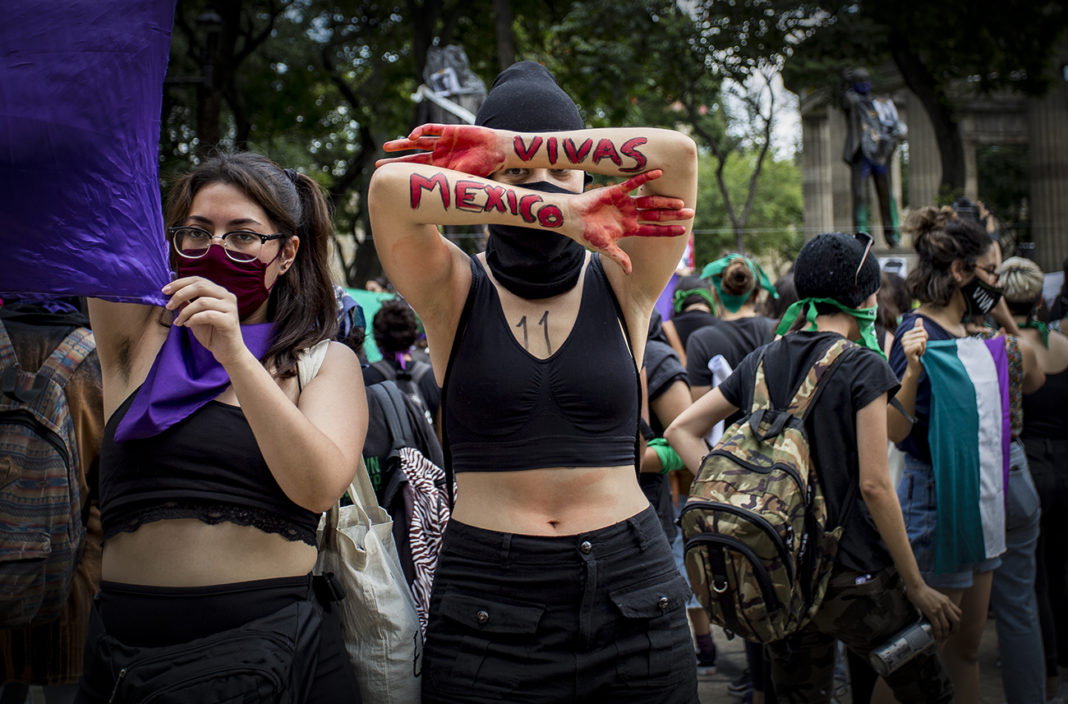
[842,68,907,247]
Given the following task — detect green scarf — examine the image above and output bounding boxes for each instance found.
[673,287,718,315]
[1020,319,1050,348]
[776,297,883,358]
[700,254,779,313]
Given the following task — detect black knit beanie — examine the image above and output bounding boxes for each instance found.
[475,61,584,132]
[794,233,881,309]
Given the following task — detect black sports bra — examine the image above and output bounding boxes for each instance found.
[99,391,320,545]
[443,255,640,472]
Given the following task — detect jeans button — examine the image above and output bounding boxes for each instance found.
[658,597,670,611]
[476,609,489,625]
[579,540,593,554]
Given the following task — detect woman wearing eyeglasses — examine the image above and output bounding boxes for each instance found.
[77,153,366,702]
[886,207,1044,704]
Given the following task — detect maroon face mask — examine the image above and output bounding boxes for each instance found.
[175,245,281,319]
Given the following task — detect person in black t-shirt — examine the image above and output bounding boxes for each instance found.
[667,233,960,704]
[686,255,778,427]
[668,274,720,360]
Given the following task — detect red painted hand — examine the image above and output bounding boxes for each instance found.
[571,170,693,274]
[376,124,508,177]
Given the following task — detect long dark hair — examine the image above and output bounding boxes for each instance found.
[164,152,337,378]
[903,206,992,307]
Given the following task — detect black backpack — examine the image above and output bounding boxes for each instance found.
[363,381,451,633]
[370,360,435,425]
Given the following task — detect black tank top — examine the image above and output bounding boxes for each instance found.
[444,255,639,472]
[1022,365,1068,439]
[100,391,321,544]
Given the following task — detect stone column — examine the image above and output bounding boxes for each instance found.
[905,91,941,212]
[1027,57,1068,273]
[801,106,835,240]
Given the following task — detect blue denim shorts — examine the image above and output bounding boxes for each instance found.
[898,454,1001,590]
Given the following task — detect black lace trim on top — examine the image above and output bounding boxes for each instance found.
[105,501,318,546]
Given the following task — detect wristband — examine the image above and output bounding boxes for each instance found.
[648,437,685,474]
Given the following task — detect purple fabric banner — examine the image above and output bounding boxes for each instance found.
[0,0,176,305]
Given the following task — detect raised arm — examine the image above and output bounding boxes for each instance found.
[378,124,698,306]
[87,299,167,417]
[369,160,693,365]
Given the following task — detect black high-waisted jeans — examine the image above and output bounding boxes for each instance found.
[422,505,699,704]
[75,574,360,703]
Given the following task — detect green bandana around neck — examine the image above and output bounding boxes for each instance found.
[700,254,779,313]
[673,287,718,315]
[1021,319,1050,348]
[775,297,883,358]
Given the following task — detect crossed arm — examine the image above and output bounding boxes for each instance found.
[369,125,697,329]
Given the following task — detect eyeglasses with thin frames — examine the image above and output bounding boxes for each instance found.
[853,231,874,293]
[168,226,286,263]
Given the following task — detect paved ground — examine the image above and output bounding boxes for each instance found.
[698,618,1009,703]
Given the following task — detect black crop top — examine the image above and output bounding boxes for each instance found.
[444,255,640,472]
[1022,365,1068,439]
[100,391,321,545]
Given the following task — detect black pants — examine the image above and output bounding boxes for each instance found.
[74,574,359,703]
[767,566,952,704]
[1026,436,1068,671]
[422,506,698,703]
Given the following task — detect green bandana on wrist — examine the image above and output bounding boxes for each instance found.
[700,254,779,313]
[673,287,718,315]
[648,437,685,474]
[775,297,883,358]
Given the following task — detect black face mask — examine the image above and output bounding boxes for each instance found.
[960,274,1003,317]
[485,181,585,300]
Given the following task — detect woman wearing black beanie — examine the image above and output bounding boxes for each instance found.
[369,62,699,702]
[668,232,960,703]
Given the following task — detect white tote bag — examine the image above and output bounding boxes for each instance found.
[317,462,423,704]
[303,342,422,704]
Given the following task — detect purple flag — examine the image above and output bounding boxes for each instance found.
[0,0,176,305]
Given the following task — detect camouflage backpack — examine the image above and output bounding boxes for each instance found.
[680,337,856,643]
[0,321,95,626]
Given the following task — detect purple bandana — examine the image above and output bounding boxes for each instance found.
[115,323,275,441]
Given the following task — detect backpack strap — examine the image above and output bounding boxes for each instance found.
[370,359,398,381]
[751,348,771,413]
[786,337,854,419]
[30,326,95,393]
[378,381,419,451]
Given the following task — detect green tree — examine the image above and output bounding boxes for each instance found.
[692,150,804,269]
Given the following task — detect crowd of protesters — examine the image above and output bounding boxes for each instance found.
[2,54,1067,704]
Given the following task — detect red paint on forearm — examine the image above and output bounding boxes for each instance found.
[407,172,567,229]
[592,139,622,167]
[410,172,450,209]
[547,137,558,165]
[519,194,542,223]
[538,205,564,228]
[455,180,483,212]
[619,137,649,173]
[563,138,594,163]
[484,184,508,213]
[513,135,543,161]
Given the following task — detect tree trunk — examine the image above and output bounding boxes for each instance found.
[888,39,966,198]
[493,0,515,71]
